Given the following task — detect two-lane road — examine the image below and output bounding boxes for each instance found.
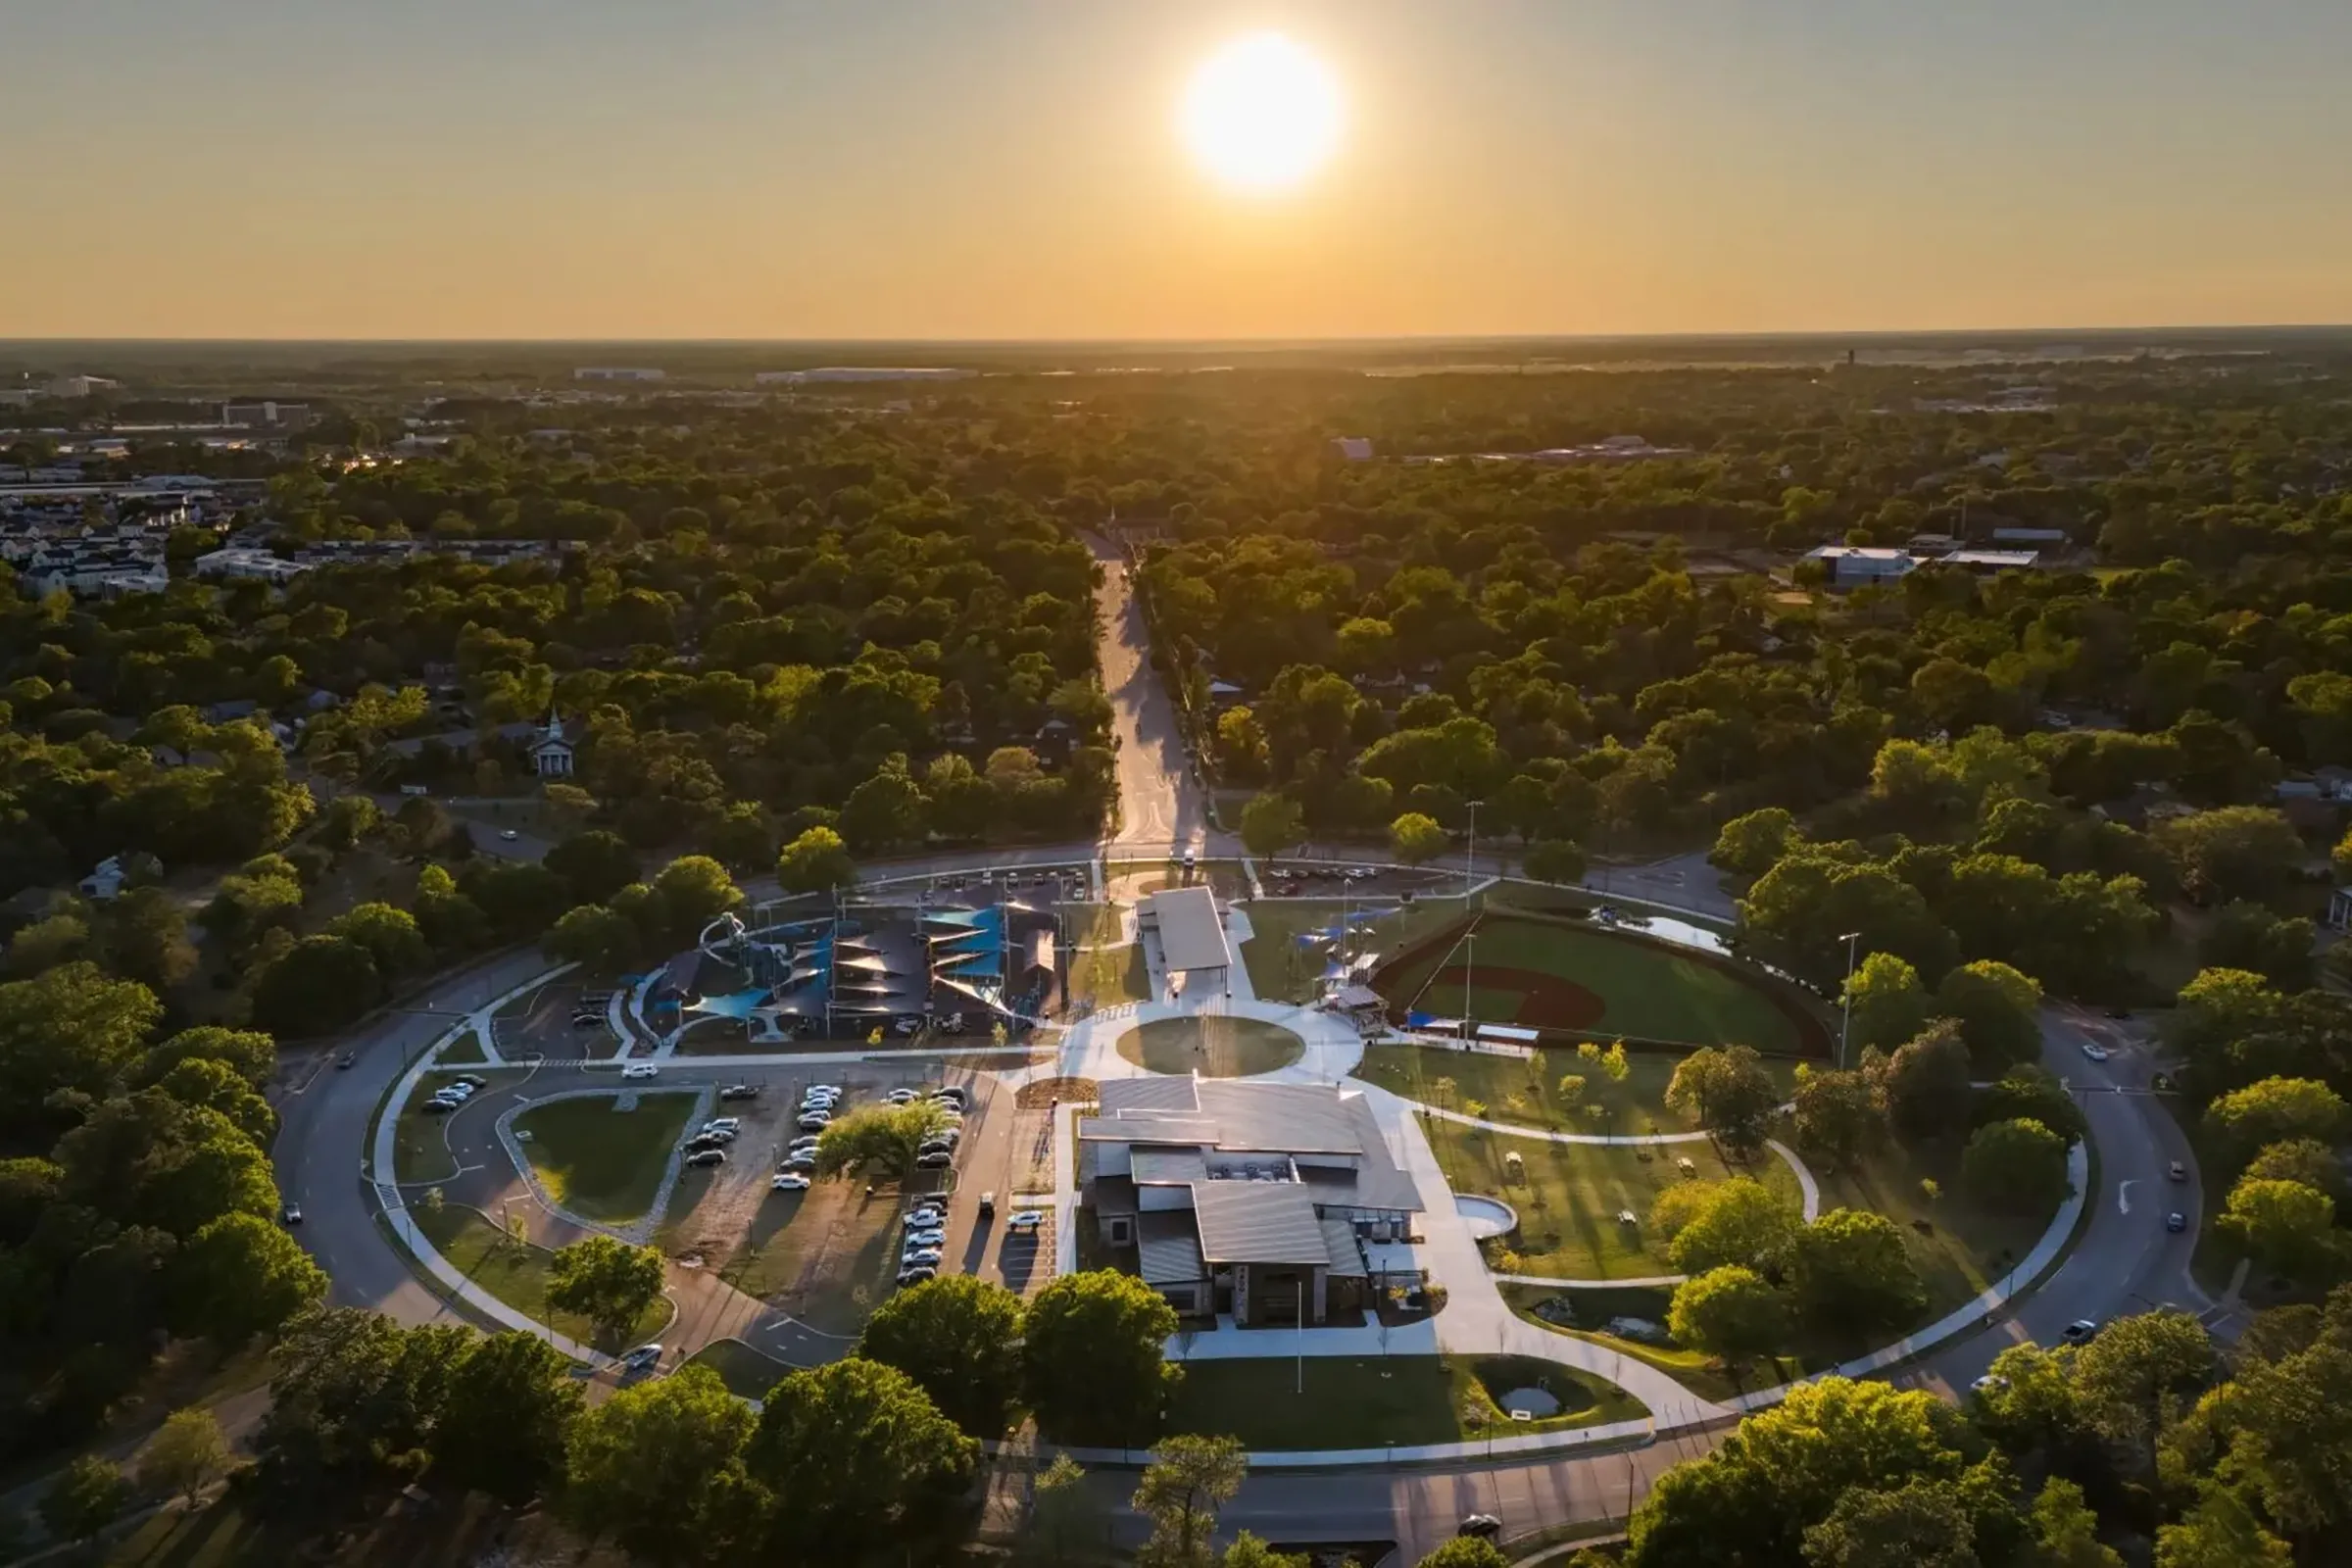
[1084,531,1224,856]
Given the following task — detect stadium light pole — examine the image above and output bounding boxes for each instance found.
[1837,931,1862,1069]
[1463,799,1482,902]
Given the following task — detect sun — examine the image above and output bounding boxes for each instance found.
[1181,32,1343,194]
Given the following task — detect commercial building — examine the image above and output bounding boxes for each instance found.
[1081,1077,1423,1322]
[757,367,976,384]
[572,368,667,382]
[1804,546,1920,587]
[1138,886,1231,999]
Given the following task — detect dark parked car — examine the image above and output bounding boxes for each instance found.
[719,1083,760,1101]
[1457,1514,1501,1540]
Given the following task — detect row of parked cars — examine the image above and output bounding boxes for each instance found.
[420,1073,488,1114]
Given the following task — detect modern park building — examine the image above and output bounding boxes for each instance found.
[1081,1077,1424,1323]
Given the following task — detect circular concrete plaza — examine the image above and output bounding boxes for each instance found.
[1114,1014,1305,1078]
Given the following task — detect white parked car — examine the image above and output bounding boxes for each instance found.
[621,1063,659,1080]
[903,1207,946,1230]
[904,1228,947,1248]
[1006,1209,1047,1231]
[798,1113,833,1132]
[703,1117,740,1133]
[902,1246,945,1267]
[772,1173,811,1192]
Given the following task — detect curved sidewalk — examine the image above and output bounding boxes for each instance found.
[1413,1102,1823,1222]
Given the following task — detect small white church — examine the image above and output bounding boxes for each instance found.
[531,711,575,780]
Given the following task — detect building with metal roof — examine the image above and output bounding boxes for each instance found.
[1138,886,1231,998]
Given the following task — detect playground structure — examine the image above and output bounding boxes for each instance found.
[651,897,1064,1043]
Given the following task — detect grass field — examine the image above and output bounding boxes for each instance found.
[102,1493,614,1568]
[436,1031,486,1065]
[411,1201,669,1348]
[1163,1353,1645,1449]
[1238,898,1469,1004]
[685,1338,794,1402]
[1062,902,1149,1009]
[1377,911,1811,1054]
[1498,1283,1805,1404]
[707,1179,912,1335]
[513,1091,700,1224]
[1115,1014,1304,1077]
[1354,1042,1800,1138]
[1421,1115,1806,1281]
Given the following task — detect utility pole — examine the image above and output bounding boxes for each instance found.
[1464,799,1482,903]
[1837,931,1862,1070]
[1463,927,1477,1040]
[1297,1275,1307,1396]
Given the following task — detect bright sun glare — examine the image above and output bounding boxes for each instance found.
[1182,32,1343,194]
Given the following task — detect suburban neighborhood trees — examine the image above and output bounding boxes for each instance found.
[1790,1210,1927,1334]
[748,1357,979,1563]
[428,1331,585,1504]
[563,1363,761,1563]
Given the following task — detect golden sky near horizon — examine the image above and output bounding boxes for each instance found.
[5,0,2351,340]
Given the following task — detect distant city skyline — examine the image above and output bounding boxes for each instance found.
[6,0,2350,340]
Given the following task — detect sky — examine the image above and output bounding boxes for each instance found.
[6,0,2351,340]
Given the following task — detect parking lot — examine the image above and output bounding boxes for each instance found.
[490,975,618,1062]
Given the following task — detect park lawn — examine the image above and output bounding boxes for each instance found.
[686,1338,793,1402]
[1062,902,1149,1009]
[1377,912,1806,1053]
[1163,1353,1644,1450]
[1499,1283,1825,1406]
[707,1176,910,1336]
[1238,897,1468,1004]
[1813,1142,2059,1321]
[1421,1115,1805,1282]
[1115,1015,1303,1077]
[514,1091,701,1224]
[411,1202,666,1349]
[393,1101,460,1185]
[101,1492,610,1568]
[436,1031,486,1065]
[1355,1042,1800,1138]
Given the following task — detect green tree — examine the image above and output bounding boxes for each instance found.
[429,1331,584,1504]
[253,1307,471,1493]
[545,828,641,905]
[1961,1119,2071,1215]
[2153,807,2305,905]
[1668,1265,1787,1368]
[1711,807,1799,879]
[546,1235,665,1348]
[2198,901,2317,990]
[857,1273,1026,1436]
[2219,1178,2336,1280]
[2206,1077,2348,1171]
[1790,1066,1885,1172]
[544,902,644,970]
[322,901,429,980]
[1025,1452,1104,1567]
[1872,1021,1975,1145]
[1664,1044,1782,1157]
[1935,959,2042,1073]
[1023,1270,1180,1446]
[1790,1209,1925,1333]
[1413,1542,1509,1568]
[1522,838,1588,885]
[1664,1177,1800,1276]
[2154,1483,2293,1567]
[169,1211,327,1346]
[0,960,161,1127]
[1389,811,1449,865]
[840,756,929,853]
[137,1407,231,1503]
[2239,1137,2340,1199]
[776,825,858,894]
[1843,953,1930,1056]
[1801,1477,1980,1568]
[1223,1532,1311,1568]
[249,935,381,1037]
[1238,793,1305,859]
[41,1455,129,1543]
[815,1100,951,1184]
[6,911,88,976]
[102,886,199,993]
[2070,1308,2212,1473]
[747,1357,978,1562]
[1973,1064,2086,1149]
[563,1362,760,1565]
[1132,1434,1247,1568]
[647,855,743,947]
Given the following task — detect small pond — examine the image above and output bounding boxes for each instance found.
[1455,1194,1519,1240]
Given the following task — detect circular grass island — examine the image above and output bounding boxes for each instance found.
[1115,1015,1304,1078]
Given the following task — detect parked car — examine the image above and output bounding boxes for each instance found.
[977,1192,996,1216]
[896,1265,937,1287]
[915,1151,953,1169]
[885,1089,919,1104]
[902,1246,945,1267]
[806,1084,843,1099]
[1007,1209,1046,1231]
[685,1150,726,1168]
[621,1344,662,1372]
[1971,1375,2007,1396]
[621,1063,659,1080]
[798,1113,833,1132]
[905,1228,947,1249]
[1456,1515,1501,1540]
[719,1083,760,1101]
[2167,1211,2188,1233]
[780,1154,816,1173]
[930,1087,968,1108]
[772,1173,811,1192]
[2062,1319,2100,1345]
[453,1073,486,1088]
[703,1117,741,1133]
[421,1098,456,1114]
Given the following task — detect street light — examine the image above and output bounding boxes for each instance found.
[1837,931,1862,1069]
[1463,799,1483,903]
